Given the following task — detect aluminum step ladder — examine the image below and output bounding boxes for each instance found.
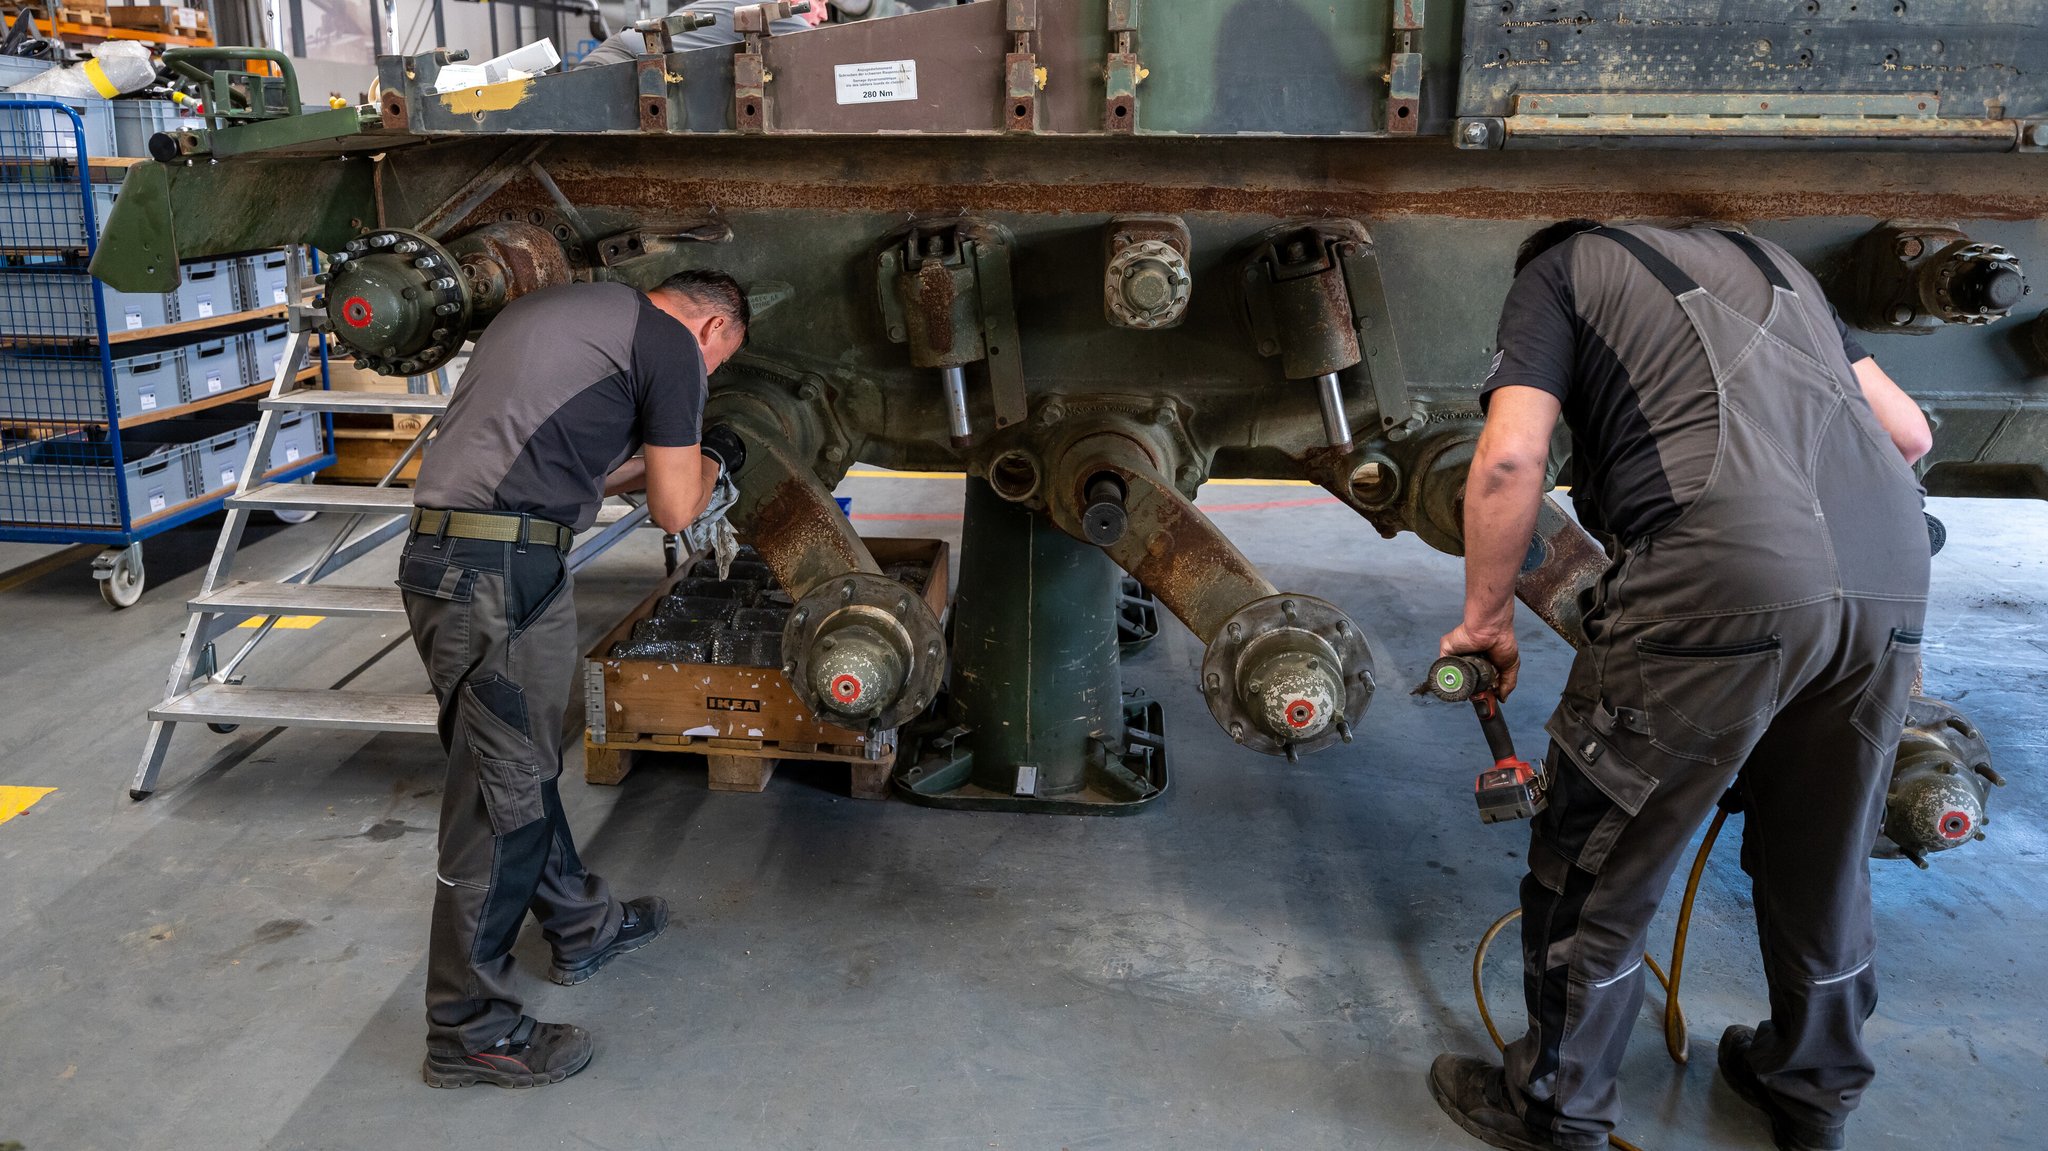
[132,261,653,799]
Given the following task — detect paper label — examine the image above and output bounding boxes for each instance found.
[834,60,917,105]
[205,372,222,394]
[285,445,301,463]
[219,465,237,487]
[271,285,287,304]
[148,488,166,513]
[195,296,213,318]
[124,307,142,330]
[137,389,157,410]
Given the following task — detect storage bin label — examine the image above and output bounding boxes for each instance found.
[195,295,213,318]
[138,387,157,410]
[124,306,142,330]
[204,371,222,394]
[285,445,300,463]
[219,464,236,486]
[148,486,166,513]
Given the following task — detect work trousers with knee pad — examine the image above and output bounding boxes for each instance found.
[399,531,620,1056]
[1503,595,1925,1145]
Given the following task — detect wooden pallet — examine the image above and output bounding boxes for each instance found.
[56,7,110,26]
[107,4,204,34]
[584,732,896,799]
[327,416,427,484]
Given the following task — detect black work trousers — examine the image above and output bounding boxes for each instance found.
[1505,596,1923,1147]
[398,531,620,1056]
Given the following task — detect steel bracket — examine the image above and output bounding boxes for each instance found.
[1336,239,1412,432]
[732,2,808,133]
[1004,0,1041,134]
[1387,0,1424,135]
[1103,0,1141,134]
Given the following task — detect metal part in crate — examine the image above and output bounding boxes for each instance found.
[0,99,332,607]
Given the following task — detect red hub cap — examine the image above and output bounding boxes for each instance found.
[830,674,863,704]
[341,296,373,328]
[1938,810,1972,840]
[1285,699,1316,729]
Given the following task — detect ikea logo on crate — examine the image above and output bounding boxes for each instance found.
[707,696,764,713]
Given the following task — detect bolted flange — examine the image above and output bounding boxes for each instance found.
[782,571,946,731]
[323,227,473,376]
[1200,594,1375,758]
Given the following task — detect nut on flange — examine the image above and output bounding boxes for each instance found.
[1104,217,1192,330]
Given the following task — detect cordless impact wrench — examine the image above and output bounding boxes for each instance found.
[1416,654,1547,824]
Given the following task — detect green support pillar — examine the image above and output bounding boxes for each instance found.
[898,478,1167,813]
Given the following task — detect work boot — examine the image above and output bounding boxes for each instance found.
[421,1016,592,1089]
[547,895,670,986]
[1428,1054,1606,1151]
[1717,1025,1849,1151]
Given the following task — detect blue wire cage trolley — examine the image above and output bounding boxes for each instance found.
[0,98,334,606]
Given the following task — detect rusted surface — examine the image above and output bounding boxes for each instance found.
[455,220,571,314]
[914,257,957,356]
[744,473,880,599]
[1514,496,1608,649]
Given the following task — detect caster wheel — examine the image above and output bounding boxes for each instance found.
[95,544,145,609]
[208,723,240,734]
[271,477,318,524]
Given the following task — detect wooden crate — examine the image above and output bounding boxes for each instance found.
[328,423,423,484]
[108,4,205,33]
[583,536,951,798]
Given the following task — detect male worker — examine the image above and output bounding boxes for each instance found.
[1429,221,1934,1151]
[398,270,751,1088]
[572,0,823,70]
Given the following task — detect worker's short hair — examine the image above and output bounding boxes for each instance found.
[653,269,751,345]
[1515,218,1603,277]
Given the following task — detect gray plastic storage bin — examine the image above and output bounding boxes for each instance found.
[242,251,292,309]
[0,433,196,527]
[0,56,56,90]
[268,410,324,471]
[0,268,178,339]
[0,346,185,422]
[0,94,118,160]
[112,100,203,158]
[190,422,257,496]
[174,259,241,321]
[243,323,292,384]
[181,336,245,403]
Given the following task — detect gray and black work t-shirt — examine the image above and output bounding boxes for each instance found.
[573,0,811,70]
[1481,226,1869,546]
[414,282,704,532]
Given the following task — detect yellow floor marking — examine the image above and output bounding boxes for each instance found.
[0,786,55,826]
[0,545,95,595]
[237,615,325,629]
[842,469,1312,487]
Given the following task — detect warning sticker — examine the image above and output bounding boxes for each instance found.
[834,59,917,105]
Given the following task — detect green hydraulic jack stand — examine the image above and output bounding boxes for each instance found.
[897,478,1168,813]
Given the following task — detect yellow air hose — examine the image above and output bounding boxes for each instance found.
[1470,808,1733,1151]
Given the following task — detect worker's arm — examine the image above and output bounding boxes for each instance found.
[638,445,722,534]
[1439,385,1563,699]
[603,456,647,497]
[1850,356,1934,465]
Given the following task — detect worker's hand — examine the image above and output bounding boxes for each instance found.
[1440,620,1520,699]
[702,424,747,477]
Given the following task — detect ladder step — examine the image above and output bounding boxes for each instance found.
[190,580,405,619]
[231,483,413,515]
[151,684,439,733]
[263,389,450,415]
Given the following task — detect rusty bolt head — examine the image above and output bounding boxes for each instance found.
[1040,402,1066,425]
[824,445,846,463]
[1896,236,1926,260]
[1891,304,1915,324]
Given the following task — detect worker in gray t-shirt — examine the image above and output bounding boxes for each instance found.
[573,0,818,70]
[402,271,752,1089]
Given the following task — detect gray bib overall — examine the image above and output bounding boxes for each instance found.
[1503,227,1930,1145]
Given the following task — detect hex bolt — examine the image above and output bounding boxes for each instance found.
[926,642,940,658]
[395,241,421,254]
[841,581,855,600]
[435,302,459,315]
[413,257,437,270]
[1459,120,1490,146]
[1247,679,1263,695]
[821,637,837,650]
[896,596,911,613]
[1896,236,1926,260]
[370,234,394,247]
[793,610,808,626]
[1228,622,1243,640]
[1229,722,1245,743]
[2031,123,2048,147]
[824,445,846,463]
[429,277,457,290]
[1285,744,1300,764]
[1336,721,1354,744]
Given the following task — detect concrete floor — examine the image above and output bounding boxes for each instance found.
[0,479,2042,1151]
